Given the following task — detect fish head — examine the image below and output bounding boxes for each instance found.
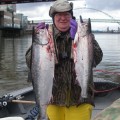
[35,29,49,45]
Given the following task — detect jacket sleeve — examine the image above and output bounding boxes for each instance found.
[93,39,103,67]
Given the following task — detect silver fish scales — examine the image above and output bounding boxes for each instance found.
[31,28,54,120]
[74,16,94,99]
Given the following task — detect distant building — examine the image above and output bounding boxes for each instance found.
[0,4,28,29]
[0,4,16,12]
[0,11,12,27]
[14,13,28,29]
[107,27,109,32]
[118,27,120,32]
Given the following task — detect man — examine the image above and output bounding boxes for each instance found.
[25,0,103,120]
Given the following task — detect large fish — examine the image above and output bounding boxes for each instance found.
[74,16,94,100]
[31,27,54,120]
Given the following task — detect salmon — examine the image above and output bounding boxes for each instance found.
[74,16,94,99]
[31,27,54,120]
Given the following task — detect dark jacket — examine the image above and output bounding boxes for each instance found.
[25,25,103,107]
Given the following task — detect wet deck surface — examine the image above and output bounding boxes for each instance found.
[92,89,120,119]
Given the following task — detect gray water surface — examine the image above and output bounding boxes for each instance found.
[0,35,32,96]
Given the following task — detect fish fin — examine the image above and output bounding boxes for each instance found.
[88,18,92,33]
[80,15,83,23]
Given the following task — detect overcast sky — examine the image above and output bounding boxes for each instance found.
[16,0,120,30]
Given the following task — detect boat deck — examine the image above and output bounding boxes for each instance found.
[0,87,120,120]
[92,89,120,119]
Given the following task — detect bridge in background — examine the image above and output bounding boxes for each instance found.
[84,19,120,24]
[1,17,120,36]
[29,18,120,24]
[1,18,120,32]
[1,18,120,30]
[25,18,120,32]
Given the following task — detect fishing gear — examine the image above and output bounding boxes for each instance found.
[0,94,13,107]
[0,94,25,107]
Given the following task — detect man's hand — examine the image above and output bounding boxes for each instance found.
[70,19,77,40]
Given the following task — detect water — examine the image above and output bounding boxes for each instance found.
[0,33,120,96]
[93,33,120,83]
[0,35,32,96]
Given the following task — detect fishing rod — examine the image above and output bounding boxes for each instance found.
[0,94,38,120]
[0,94,35,107]
[11,100,36,104]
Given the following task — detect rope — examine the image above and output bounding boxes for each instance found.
[93,69,120,93]
[92,85,120,93]
[94,69,120,76]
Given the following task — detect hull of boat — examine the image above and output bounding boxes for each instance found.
[0,83,120,119]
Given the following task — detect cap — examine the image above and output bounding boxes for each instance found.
[49,0,73,17]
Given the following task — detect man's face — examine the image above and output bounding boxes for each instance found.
[54,12,72,32]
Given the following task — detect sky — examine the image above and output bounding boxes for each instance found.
[16,0,120,31]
